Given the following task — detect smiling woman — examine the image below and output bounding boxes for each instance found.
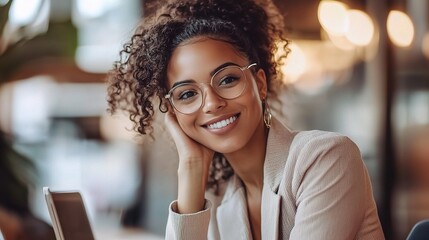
[106,0,385,239]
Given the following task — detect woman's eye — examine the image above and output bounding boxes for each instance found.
[219,76,240,86]
[178,90,198,100]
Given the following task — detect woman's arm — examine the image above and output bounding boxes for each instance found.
[164,111,214,214]
[164,111,214,239]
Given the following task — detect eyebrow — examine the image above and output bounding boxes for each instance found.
[171,62,241,89]
[171,79,196,89]
[210,62,240,76]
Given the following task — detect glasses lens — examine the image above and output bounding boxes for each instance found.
[212,66,246,99]
[170,84,203,114]
[168,65,249,114]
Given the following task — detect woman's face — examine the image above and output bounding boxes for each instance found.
[166,37,267,154]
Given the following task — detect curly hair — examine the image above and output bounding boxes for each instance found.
[107,0,289,193]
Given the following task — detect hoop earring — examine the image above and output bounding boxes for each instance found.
[263,99,272,128]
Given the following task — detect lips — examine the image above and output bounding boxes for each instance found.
[204,114,240,130]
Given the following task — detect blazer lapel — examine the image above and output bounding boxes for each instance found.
[261,117,295,239]
[263,117,295,192]
[261,184,281,239]
[216,176,252,240]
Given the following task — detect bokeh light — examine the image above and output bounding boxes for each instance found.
[279,42,307,84]
[345,10,374,46]
[387,10,415,47]
[318,0,349,36]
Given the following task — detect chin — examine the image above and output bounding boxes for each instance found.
[204,138,246,154]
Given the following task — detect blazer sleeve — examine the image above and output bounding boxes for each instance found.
[165,200,211,240]
[289,132,376,240]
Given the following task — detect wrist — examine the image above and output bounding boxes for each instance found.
[176,160,207,214]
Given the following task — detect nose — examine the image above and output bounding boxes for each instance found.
[201,86,226,113]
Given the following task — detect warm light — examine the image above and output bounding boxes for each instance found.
[320,40,356,71]
[327,33,355,50]
[422,33,429,60]
[345,10,374,46]
[318,0,349,36]
[387,10,415,47]
[279,43,307,84]
[282,40,353,95]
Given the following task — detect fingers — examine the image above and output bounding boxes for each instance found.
[164,111,214,162]
[164,111,183,141]
[164,111,194,152]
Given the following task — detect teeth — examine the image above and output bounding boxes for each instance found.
[207,115,237,129]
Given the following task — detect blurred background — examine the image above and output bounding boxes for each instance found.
[0,0,428,239]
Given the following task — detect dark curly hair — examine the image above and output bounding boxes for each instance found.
[107,0,289,193]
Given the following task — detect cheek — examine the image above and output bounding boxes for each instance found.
[176,114,197,135]
[249,80,263,100]
[245,84,263,108]
[245,90,264,119]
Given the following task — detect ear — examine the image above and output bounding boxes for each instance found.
[254,68,268,100]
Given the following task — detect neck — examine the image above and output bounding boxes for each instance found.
[224,119,268,191]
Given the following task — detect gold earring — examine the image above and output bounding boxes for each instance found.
[263,99,272,128]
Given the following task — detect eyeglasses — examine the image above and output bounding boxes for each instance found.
[165,63,257,114]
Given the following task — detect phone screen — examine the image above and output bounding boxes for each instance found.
[51,192,95,240]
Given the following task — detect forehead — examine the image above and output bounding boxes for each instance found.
[167,38,248,86]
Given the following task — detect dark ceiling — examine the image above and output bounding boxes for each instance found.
[274,0,321,39]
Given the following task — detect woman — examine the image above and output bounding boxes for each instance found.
[107,0,385,239]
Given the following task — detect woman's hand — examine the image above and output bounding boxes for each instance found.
[165,111,214,214]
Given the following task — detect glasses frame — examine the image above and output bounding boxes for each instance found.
[165,63,257,114]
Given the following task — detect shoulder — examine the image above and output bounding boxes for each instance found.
[269,118,358,155]
[292,130,360,158]
[282,130,368,201]
[295,129,354,145]
[286,130,364,180]
[266,119,363,184]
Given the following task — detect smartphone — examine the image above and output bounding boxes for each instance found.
[43,187,95,240]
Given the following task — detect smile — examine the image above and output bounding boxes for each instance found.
[206,115,238,129]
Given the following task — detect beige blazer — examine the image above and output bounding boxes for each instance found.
[166,117,385,240]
